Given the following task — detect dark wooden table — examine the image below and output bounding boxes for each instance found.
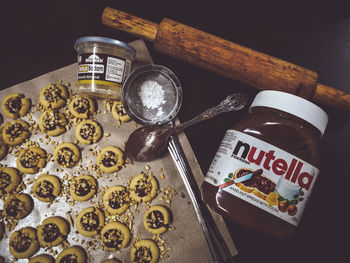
[2,1,350,262]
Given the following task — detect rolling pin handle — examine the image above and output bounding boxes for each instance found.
[313,83,350,111]
[102,7,159,42]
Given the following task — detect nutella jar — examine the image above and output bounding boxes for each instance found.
[201,90,328,239]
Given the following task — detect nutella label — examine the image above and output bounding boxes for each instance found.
[204,130,319,226]
[77,53,131,84]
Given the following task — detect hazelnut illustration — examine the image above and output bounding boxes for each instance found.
[287,204,298,216]
[278,200,288,213]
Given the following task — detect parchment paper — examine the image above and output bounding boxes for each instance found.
[0,40,237,262]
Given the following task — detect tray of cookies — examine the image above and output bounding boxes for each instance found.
[0,40,236,262]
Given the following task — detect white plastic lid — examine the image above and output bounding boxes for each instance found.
[250,90,328,136]
[74,36,136,58]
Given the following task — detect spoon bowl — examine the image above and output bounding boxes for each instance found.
[125,123,173,161]
[125,93,248,162]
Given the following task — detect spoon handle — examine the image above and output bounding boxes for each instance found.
[171,93,248,134]
[168,136,235,263]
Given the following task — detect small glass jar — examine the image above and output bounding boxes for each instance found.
[74,36,136,99]
[201,90,328,239]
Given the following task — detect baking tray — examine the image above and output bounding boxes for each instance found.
[0,40,236,262]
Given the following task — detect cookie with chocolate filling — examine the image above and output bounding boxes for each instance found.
[70,174,97,201]
[38,110,68,136]
[130,239,160,263]
[1,93,31,119]
[0,112,3,124]
[100,221,131,251]
[39,83,69,110]
[55,246,87,263]
[28,254,55,263]
[0,221,4,240]
[102,259,122,263]
[17,147,47,174]
[37,216,70,247]
[103,185,130,215]
[143,205,171,235]
[0,143,7,161]
[9,227,39,259]
[76,207,105,237]
[2,119,30,146]
[53,142,81,168]
[75,119,102,144]
[68,96,96,119]
[111,100,131,123]
[97,146,124,173]
[32,174,61,202]
[4,193,34,220]
[0,128,8,161]
[129,173,159,203]
[0,167,21,195]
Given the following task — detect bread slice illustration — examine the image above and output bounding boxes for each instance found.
[233,168,276,200]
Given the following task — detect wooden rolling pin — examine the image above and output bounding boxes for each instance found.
[102,7,350,111]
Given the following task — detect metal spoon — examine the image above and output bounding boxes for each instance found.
[125,93,248,162]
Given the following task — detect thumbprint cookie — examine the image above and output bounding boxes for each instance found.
[70,174,97,201]
[2,119,30,145]
[32,174,61,202]
[37,216,70,247]
[17,147,47,174]
[68,95,96,119]
[100,221,131,251]
[75,119,102,144]
[39,83,69,110]
[0,167,21,195]
[111,100,131,123]
[38,110,67,136]
[55,246,87,263]
[130,239,160,263]
[53,143,81,168]
[103,185,130,215]
[76,207,105,237]
[0,128,9,161]
[9,227,39,259]
[129,173,159,203]
[0,222,4,241]
[3,193,34,220]
[28,254,55,263]
[1,93,31,119]
[97,146,124,173]
[101,259,121,263]
[143,205,171,235]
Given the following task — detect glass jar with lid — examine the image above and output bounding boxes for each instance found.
[74,36,136,99]
[201,90,328,238]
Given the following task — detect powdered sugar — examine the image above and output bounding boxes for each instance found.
[122,64,182,125]
[138,80,166,116]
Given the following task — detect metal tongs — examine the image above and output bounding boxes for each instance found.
[168,135,235,263]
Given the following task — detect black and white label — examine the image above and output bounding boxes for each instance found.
[77,53,131,84]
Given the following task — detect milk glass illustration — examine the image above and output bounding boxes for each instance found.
[275,177,300,201]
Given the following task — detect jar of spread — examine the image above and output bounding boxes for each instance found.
[201,90,328,239]
[74,36,136,99]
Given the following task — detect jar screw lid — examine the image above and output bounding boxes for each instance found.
[74,36,136,58]
[250,90,328,136]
